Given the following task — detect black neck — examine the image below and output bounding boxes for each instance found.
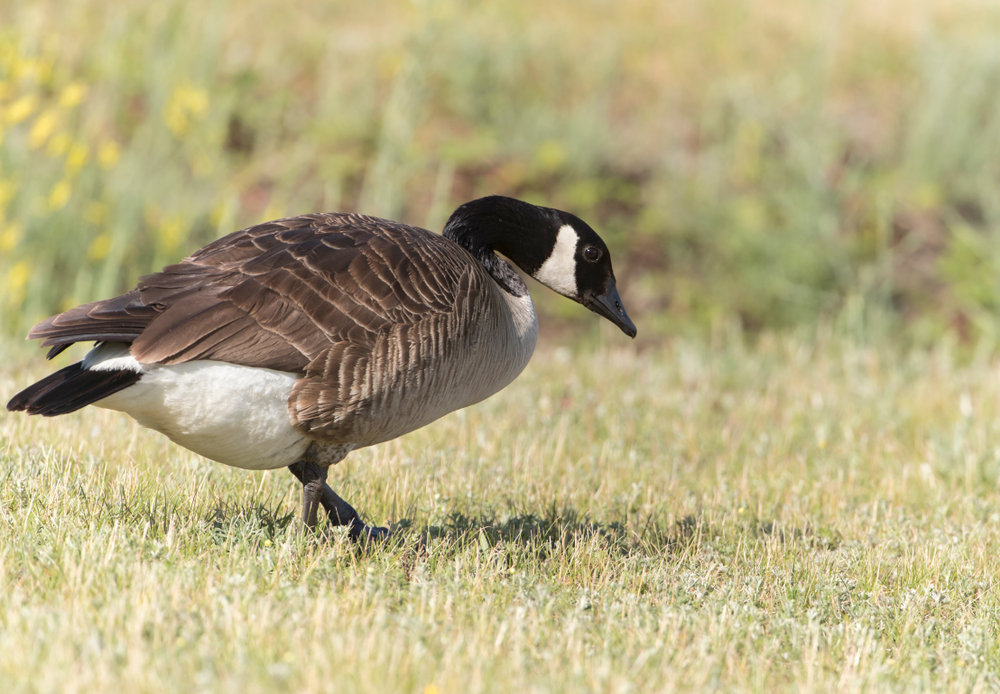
[443,196,551,297]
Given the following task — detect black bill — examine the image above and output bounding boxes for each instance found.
[586,280,637,338]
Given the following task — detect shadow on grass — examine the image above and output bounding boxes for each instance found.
[203,504,843,556]
[380,507,776,558]
[395,509,841,555]
[104,493,840,556]
[404,508,635,553]
[202,502,657,556]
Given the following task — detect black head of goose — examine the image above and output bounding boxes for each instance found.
[7,195,635,541]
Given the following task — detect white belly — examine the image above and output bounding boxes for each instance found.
[92,352,310,470]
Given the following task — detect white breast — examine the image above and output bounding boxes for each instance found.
[91,350,309,470]
[503,289,539,356]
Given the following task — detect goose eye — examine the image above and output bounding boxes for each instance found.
[582,245,602,262]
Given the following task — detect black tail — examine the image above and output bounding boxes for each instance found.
[6,363,141,416]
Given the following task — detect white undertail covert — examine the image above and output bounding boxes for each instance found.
[87,343,309,470]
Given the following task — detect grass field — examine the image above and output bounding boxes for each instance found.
[6,0,1000,691]
[4,333,1000,692]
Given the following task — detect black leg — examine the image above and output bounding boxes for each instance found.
[287,461,390,542]
[298,461,326,531]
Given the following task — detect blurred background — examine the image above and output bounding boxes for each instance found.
[2,0,1000,348]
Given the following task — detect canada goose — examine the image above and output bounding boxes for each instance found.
[7,196,635,541]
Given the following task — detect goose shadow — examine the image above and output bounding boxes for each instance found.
[387,509,842,555]
[202,501,650,554]
[195,502,841,555]
[384,507,689,557]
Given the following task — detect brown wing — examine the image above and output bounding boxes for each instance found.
[29,213,473,374]
[287,264,500,444]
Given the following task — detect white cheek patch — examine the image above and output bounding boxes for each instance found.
[533,224,579,297]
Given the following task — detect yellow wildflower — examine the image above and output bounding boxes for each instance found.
[97,140,121,169]
[159,215,185,254]
[209,200,238,234]
[209,202,229,229]
[58,82,87,109]
[261,202,284,222]
[47,179,71,210]
[7,259,30,304]
[0,43,13,70]
[35,58,53,86]
[66,142,89,174]
[87,233,112,261]
[5,93,37,126]
[164,82,209,137]
[10,57,39,82]
[28,108,59,149]
[0,221,23,252]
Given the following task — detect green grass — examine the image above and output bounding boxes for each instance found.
[4,333,1000,692]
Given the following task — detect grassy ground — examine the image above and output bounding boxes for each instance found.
[5,0,1000,691]
[3,332,1000,692]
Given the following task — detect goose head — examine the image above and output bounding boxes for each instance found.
[443,196,637,338]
